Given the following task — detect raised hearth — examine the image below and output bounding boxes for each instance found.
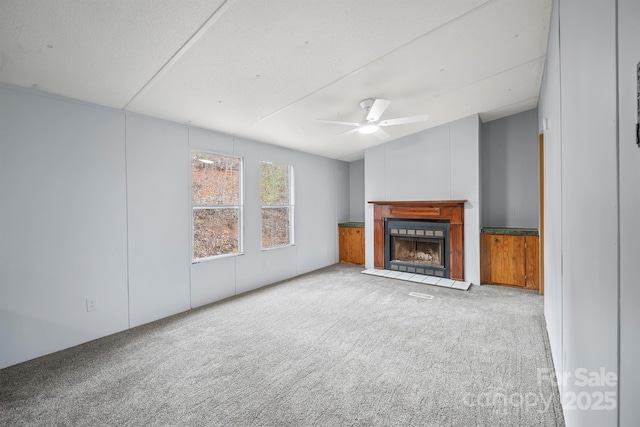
[368,200,466,281]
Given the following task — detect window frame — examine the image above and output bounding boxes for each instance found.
[260,161,295,251]
[191,150,244,263]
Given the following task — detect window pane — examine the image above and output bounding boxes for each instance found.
[262,207,290,248]
[260,162,290,206]
[193,208,239,259]
[192,152,239,205]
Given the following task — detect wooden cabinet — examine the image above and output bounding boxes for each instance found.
[339,224,365,265]
[480,229,539,290]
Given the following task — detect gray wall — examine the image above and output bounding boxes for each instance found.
[336,160,351,224]
[481,109,539,228]
[558,2,619,423]
[539,0,640,424]
[618,0,640,424]
[538,0,564,400]
[0,84,349,369]
[126,115,191,327]
[364,115,481,285]
[0,86,130,368]
[349,159,365,222]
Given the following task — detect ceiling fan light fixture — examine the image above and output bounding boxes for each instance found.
[318,98,429,140]
[358,123,379,134]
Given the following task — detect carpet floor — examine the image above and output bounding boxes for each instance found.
[0,263,564,426]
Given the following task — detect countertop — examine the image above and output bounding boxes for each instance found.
[481,227,539,236]
[338,222,365,228]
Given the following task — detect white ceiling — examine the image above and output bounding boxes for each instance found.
[0,0,551,161]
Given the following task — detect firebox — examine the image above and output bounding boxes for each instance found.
[384,219,450,278]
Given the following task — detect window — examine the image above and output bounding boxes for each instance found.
[192,152,242,261]
[261,161,294,249]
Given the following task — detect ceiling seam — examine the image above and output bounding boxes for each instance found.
[122,0,237,110]
[307,55,544,123]
[304,55,542,158]
[413,56,547,106]
[248,0,500,127]
[481,96,540,117]
[287,57,542,159]
[263,53,544,143]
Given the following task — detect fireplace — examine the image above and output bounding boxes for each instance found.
[385,219,450,277]
[369,200,466,280]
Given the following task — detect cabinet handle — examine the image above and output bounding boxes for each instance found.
[494,238,499,243]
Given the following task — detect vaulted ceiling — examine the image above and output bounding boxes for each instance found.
[0,0,551,161]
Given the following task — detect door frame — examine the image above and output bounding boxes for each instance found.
[539,133,545,295]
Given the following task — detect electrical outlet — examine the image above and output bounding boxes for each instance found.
[508,207,516,215]
[86,298,97,312]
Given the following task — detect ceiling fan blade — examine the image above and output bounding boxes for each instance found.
[317,119,360,126]
[374,128,391,140]
[379,114,430,126]
[366,99,390,122]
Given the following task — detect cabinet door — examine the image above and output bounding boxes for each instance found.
[339,227,364,265]
[489,235,526,286]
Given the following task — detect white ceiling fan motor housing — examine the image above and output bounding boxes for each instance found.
[359,98,375,111]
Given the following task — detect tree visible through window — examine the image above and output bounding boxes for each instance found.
[192,152,242,260]
[261,161,293,249]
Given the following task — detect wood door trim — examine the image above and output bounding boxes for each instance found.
[539,134,545,295]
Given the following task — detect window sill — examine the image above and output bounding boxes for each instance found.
[261,244,295,252]
[192,252,244,264]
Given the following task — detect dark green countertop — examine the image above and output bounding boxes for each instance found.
[338,222,365,228]
[481,227,539,236]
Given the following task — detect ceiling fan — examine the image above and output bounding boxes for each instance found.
[318,98,429,140]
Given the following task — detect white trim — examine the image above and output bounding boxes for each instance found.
[190,150,244,260]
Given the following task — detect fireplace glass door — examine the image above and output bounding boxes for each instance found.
[392,236,444,268]
[385,219,450,277]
